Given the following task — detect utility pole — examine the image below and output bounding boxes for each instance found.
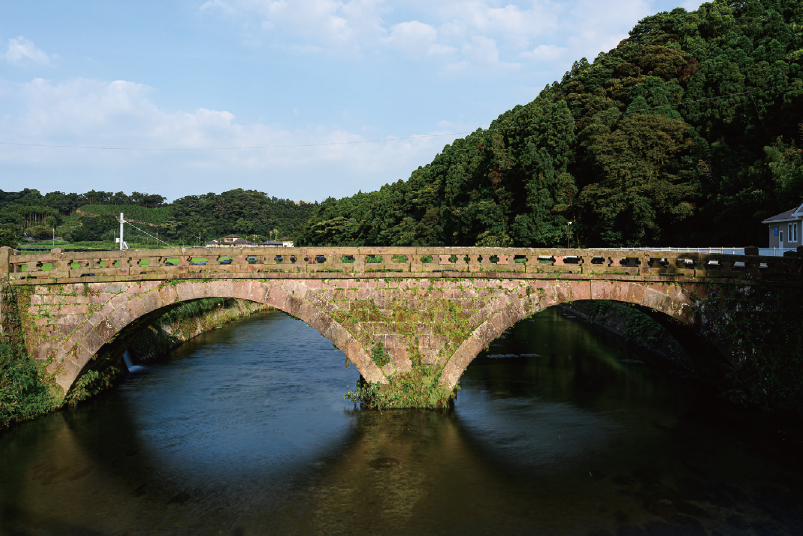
[567,221,572,249]
[120,213,124,251]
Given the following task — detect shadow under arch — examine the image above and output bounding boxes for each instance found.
[439,280,702,390]
[61,280,386,400]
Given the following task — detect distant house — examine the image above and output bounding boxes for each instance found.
[206,235,288,248]
[762,203,803,249]
[206,235,244,247]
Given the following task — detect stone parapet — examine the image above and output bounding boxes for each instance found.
[4,246,802,285]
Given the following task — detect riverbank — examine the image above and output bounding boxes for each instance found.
[0,297,270,430]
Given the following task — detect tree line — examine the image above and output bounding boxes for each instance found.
[296,0,803,249]
[0,188,317,247]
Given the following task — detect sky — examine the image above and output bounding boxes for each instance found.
[1,0,706,202]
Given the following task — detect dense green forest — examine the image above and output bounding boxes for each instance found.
[0,188,316,248]
[297,0,803,248]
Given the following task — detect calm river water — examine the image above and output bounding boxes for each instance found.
[2,308,802,535]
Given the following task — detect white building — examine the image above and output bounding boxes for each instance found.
[762,203,802,250]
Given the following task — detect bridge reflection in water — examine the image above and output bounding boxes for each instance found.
[1,246,800,401]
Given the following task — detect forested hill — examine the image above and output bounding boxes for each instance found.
[297,0,803,249]
[0,189,316,246]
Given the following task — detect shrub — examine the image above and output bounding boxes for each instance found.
[27,225,51,240]
[0,342,59,428]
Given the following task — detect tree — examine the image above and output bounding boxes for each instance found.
[578,110,697,246]
[0,227,20,248]
[27,225,51,240]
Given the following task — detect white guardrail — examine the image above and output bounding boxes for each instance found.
[607,247,798,257]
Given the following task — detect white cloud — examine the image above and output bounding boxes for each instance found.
[198,0,673,76]
[5,36,50,65]
[0,77,458,200]
[462,35,499,65]
[383,21,454,57]
[204,0,385,55]
[521,44,568,62]
[436,1,557,49]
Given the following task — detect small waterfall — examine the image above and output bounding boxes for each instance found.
[122,350,143,372]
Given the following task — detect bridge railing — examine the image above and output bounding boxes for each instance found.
[2,246,801,283]
[607,246,802,257]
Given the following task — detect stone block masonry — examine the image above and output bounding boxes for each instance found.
[8,277,707,398]
[2,246,801,402]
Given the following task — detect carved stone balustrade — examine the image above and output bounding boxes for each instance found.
[2,246,800,285]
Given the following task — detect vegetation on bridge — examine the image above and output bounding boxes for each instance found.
[0,284,60,428]
[0,341,60,429]
[346,349,459,410]
[345,368,458,411]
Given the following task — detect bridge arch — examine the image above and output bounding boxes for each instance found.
[59,279,386,398]
[438,280,696,390]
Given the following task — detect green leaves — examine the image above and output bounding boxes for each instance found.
[371,342,391,367]
[0,227,21,248]
[578,110,697,246]
[0,342,59,429]
[344,352,458,410]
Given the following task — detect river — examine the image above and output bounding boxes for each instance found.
[2,308,801,535]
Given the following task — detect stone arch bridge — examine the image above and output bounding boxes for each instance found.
[0,246,800,401]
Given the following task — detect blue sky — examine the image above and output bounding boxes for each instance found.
[1,0,705,202]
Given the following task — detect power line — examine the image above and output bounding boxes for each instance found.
[0,81,799,152]
[123,219,175,248]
